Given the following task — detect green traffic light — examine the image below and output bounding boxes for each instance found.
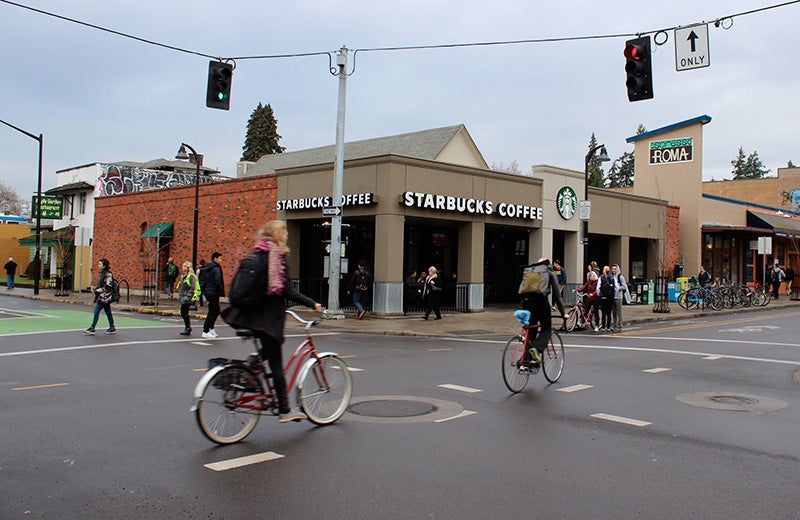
[217,92,227,101]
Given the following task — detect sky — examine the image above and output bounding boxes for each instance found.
[1,0,798,202]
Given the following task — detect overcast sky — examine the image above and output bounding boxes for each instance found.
[1,0,798,202]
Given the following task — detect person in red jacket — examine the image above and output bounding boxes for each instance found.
[574,270,601,331]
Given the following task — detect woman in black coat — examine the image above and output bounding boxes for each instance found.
[222,220,323,423]
[420,265,443,320]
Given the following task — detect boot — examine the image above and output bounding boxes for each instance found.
[179,328,191,336]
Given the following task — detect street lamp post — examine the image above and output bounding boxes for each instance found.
[175,143,201,269]
[582,144,610,278]
[1,119,43,295]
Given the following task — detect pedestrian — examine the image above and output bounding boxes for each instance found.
[420,266,443,320]
[785,265,795,296]
[196,259,206,307]
[177,261,200,335]
[611,264,629,332]
[574,271,601,331]
[201,252,224,338]
[405,270,418,284]
[83,258,116,335]
[221,219,323,423]
[4,257,17,290]
[597,266,617,332]
[586,261,599,282]
[769,260,785,299]
[698,265,711,287]
[164,257,178,300]
[553,259,567,298]
[347,260,371,320]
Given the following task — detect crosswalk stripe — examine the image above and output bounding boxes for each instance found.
[556,384,593,393]
[204,451,285,471]
[591,413,651,427]
[438,383,482,394]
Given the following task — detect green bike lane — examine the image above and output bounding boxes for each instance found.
[0,308,175,336]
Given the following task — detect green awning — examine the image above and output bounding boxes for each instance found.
[140,223,173,238]
[18,228,74,247]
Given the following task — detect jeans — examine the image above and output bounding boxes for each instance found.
[6,274,13,289]
[600,298,613,329]
[257,333,290,413]
[180,303,192,329]
[612,298,623,330]
[352,290,366,314]
[91,302,114,328]
[203,294,220,332]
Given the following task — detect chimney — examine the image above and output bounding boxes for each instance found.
[188,154,204,167]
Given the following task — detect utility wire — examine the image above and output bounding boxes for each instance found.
[2,0,799,60]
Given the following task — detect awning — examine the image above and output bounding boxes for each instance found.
[140,222,173,238]
[747,211,800,239]
[44,181,95,195]
[18,227,74,247]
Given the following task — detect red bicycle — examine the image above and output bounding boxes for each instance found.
[191,310,353,445]
[565,291,599,332]
[501,310,565,393]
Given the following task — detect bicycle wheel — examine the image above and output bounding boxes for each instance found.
[542,332,565,383]
[502,335,530,393]
[565,307,579,332]
[297,354,353,425]
[195,365,263,445]
[677,291,689,310]
[758,288,771,307]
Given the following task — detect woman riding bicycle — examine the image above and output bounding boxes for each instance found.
[519,258,565,360]
[222,220,323,423]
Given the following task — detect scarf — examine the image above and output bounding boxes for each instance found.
[254,237,286,295]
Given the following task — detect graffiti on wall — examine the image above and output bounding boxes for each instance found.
[97,164,212,196]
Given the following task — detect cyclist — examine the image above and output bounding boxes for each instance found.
[519,257,565,363]
[221,220,323,423]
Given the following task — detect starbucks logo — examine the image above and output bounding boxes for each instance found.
[557,186,577,220]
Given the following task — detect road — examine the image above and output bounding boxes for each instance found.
[1,295,798,519]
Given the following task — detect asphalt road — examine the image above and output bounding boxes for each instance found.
[1,295,798,519]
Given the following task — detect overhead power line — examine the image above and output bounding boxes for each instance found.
[1,0,799,61]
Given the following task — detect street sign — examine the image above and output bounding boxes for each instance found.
[757,236,772,255]
[675,24,710,71]
[31,195,62,219]
[322,206,342,217]
[578,200,591,221]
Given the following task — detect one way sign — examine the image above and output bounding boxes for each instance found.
[675,24,710,71]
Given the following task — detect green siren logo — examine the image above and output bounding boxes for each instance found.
[557,186,577,220]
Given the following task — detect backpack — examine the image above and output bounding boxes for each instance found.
[228,253,267,309]
[109,277,121,303]
[197,264,209,288]
[355,269,370,291]
[167,262,178,279]
[518,263,550,295]
[599,275,614,298]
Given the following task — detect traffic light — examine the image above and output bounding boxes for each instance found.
[624,36,653,102]
[206,61,233,110]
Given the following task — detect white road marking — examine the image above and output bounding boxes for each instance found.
[346,366,364,372]
[642,367,672,374]
[591,413,651,427]
[438,383,482,394]
[192,341,213,346]
[703,355,723,360]
[204,451,285,471]
[556,384,594,393]
[434,410,477,423]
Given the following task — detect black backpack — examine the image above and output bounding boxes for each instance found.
[599,275,614,298]
[355,269,370,291]
[228,253,267,309]
[109,277,121,303]
[197,264,209,288]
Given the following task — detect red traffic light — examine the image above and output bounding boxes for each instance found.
[624,43,645,60]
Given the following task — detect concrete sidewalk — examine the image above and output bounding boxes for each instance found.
[4,286,799,338]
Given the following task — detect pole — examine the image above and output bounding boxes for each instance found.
[325,47,348,319]
[192,158,200,270]
[582,144,608,281]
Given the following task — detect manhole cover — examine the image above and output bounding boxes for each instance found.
[676,392,787,413]
[349,399,438,417]
[346,395,464,424]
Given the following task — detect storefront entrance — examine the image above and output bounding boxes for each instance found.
[484,227,528,303]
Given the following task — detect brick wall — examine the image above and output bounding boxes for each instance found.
[93,175,277,292]
[665,204,681,277]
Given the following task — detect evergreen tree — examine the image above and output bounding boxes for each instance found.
[586,133,606,188]
[241,103,285,162]
[731,147,770,179]
[787,160,795,168]
[607,124,645,188]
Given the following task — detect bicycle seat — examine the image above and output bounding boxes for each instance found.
[514,309,531,326]
[236,328,255,338]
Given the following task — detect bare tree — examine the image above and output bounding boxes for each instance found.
[0,181,22,214]
[491,160,522,175]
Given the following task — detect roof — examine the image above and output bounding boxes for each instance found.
[626,115,712,143]
[45,181,95,195]
[244,125,477,176]
[112,159,219,175]
[18,227,73,247]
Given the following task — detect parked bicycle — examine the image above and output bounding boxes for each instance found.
[564,291,599,332]
[502,310,565,393]
[191,310,353,445]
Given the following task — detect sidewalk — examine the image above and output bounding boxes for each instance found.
[4,286,799,338]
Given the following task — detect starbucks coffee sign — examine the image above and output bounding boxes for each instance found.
[557,186,577,220]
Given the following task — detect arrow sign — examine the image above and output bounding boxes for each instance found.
[322,206,342,217]
[687,30,698,52]
[675,24,710,72]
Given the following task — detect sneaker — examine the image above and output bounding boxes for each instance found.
[83,327,96,335]
[179,328,191,336]
[209,329,218,337]
[593,326,600,332]
[528,348,541,365]
[278,410,307,423]
[201,331,215,338]
[104,327,117,334]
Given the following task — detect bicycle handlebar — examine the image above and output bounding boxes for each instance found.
[284,309,318,330]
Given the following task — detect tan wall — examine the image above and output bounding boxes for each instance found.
[0,224,33,277]
[703,167,800,210]
[702,197,748,227]
[632,122,705,275]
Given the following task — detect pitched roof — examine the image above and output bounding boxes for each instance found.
[244,125,473,176]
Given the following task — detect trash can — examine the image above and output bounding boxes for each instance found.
[667,282,679,302]
[647,280,654,305]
